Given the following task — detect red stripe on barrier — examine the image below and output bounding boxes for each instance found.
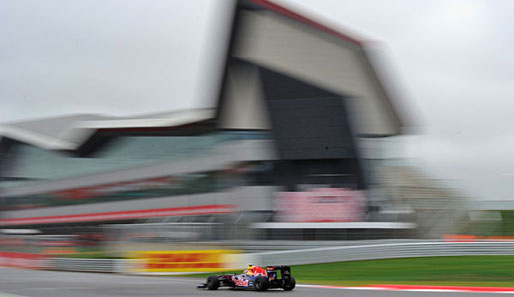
[0,204,235,225]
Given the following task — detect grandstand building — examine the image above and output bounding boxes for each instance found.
[0,0,411,240]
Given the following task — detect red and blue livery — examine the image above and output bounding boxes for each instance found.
[197,265,296,292]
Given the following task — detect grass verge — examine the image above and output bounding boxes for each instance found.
[177,256,514,287]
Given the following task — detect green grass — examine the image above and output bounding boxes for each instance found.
[178,256,514,287]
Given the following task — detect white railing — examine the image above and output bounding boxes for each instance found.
[46,241,514,273]
[249,241,514,266]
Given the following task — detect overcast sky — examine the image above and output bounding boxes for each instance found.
[1,0,514,202]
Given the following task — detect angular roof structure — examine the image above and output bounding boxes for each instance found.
[0,0,406,151]
[0,109,214,151]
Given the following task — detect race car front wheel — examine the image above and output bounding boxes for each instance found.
[207,276,220,290]
[283,276,296,291]
[254,276,269,292]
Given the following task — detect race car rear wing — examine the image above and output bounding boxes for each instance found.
[266,265,291,279]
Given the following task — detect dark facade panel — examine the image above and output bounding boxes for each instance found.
[267,97,354,160]
[259,67,358,158]
[259,66,365,189]
[259,68,337,100]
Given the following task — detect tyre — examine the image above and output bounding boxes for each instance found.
[206,276,220,290]
[283,276,296,291]
[254,276,269,292]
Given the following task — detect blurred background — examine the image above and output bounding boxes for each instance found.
[0,0,513,274]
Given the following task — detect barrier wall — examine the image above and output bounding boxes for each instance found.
[250,241,514,266]
[19,241,514,274]
[0,252,47,269]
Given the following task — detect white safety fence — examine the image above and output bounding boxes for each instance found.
[47,241,514,273]
[48,258,124,273]
[247,241,514,266]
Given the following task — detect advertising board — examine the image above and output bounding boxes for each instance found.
[127,250,239,274]
[275,188,365,222]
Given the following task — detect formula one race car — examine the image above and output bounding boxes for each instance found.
[197,265,296,292]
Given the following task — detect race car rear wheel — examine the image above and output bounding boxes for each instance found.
[254,276,269,292]
[283,276,296,291]
[206,276,220,290]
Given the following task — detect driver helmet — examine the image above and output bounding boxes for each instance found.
[246,264,255,275]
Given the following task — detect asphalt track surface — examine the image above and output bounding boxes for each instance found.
[0,267,508,297]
